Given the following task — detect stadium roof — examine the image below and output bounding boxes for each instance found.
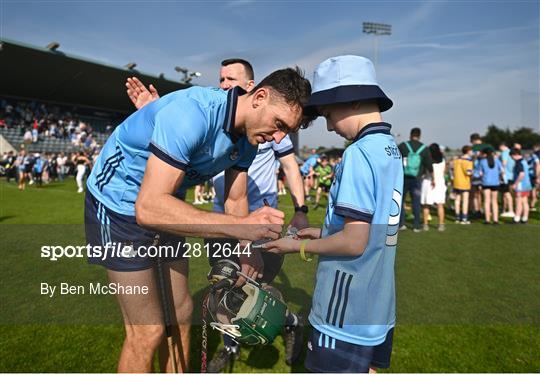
[0,38,191,114]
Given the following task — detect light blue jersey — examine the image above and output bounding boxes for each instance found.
[501,149,515,183]
[87,86,257,216]
[478,157,502,186]
[301,154,320,176]
[513,159,532,192]
[309,122,403,346]
[212,136,294,212]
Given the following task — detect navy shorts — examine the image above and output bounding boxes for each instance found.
[305,328,394,373]
[85,191,187,272]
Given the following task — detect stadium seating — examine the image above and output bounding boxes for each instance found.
[0,127,100,153]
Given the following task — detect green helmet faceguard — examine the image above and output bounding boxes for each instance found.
[205,260,287,345]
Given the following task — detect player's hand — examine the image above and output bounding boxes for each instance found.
[261,237,300,255]
[237,206,284,242]
[236,248,264,286]
[297,227,321,240]
[125,77,160,109]
[287,211,309,232]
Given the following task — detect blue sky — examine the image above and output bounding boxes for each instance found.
[1,0,539,149]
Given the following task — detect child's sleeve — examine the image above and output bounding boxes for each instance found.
[334,147,375,223]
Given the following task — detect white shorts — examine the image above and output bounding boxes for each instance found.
[421,179,447,205]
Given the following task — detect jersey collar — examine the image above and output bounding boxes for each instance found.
[223,86,247,143]
[352,122,392,143]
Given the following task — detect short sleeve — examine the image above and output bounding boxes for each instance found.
[334,147,375,223]
[149,99,207,171]
[232,145,257,171]
[272,135,294,158]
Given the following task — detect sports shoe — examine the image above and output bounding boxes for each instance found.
[207,346,239,373]
[460,220,470,225]
[500,211,515,218]
[413,228,422,233]
[399,225,407,231]
[438,224,446,232]
[77,187,83,193]
[284,318,304,365]
[422,224,429,231]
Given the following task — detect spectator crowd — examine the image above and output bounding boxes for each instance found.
[296,128,539,229]
[0,98,113,150]
[2,97,539,223]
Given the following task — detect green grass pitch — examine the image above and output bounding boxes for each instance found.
[0,178,539,372]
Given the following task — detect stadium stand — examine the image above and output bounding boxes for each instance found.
[0,38,190,153]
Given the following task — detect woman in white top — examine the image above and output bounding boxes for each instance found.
[73,151,91,193]
[421,143,447,231]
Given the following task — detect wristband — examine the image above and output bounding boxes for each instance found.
[295,205,309,214]
[299,240,312,262]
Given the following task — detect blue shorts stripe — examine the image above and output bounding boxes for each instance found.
[97,202,106,246]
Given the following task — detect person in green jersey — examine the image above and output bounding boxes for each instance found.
[314,155,334,208]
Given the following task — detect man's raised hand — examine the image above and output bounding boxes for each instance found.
[125,77,160,109]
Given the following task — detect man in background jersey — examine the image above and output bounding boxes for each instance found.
[398,127,432,232]
[499,142,515,217]
[511,148,532,224]
[125,58,309,370]
[86,67,313,372]
[300,148,320,201]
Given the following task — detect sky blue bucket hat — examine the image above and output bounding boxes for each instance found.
[305,55,393,115]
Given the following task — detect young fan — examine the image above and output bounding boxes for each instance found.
[264,55,403,373]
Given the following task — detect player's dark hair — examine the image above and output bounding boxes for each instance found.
[251,67,316,129]
[462,145,472,154]
[221,58,254,80]
[429,143,443,164]
[410,127,421,138]
[470,133,481,142]
[510,148,521,156]
[485,148,495,168]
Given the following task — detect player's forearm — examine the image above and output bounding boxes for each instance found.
[303,226,369,257]
[135,193,240,238]
[282,158,305,206]
[224,195,249,217]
